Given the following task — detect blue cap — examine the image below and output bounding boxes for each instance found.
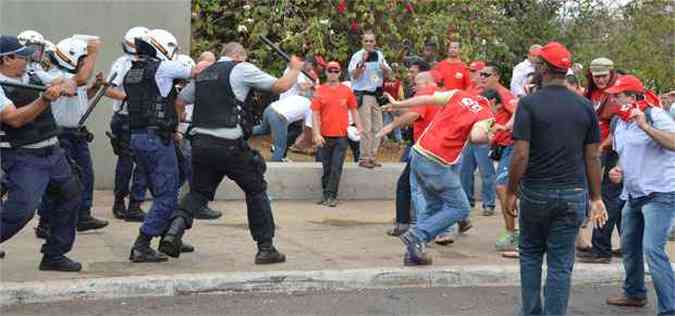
[0,35,35,57]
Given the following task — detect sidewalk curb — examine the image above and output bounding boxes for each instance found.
[0,263,655,306]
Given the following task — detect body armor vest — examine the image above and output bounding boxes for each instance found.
[124,59,178,133]
[0,73,60,147]
[193,61,242,129]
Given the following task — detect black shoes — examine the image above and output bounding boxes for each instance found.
[180,242,195,253]
[255,242,286,265]
[130,232,168,263]
[400,231,432,266]
[0,250,5,259]
[35,221,50,239]
[193,205,222,220]
[39,255,82,272]
[386,224,410,237]
[77,214,109,232]
[112,196,127,219]
[158,217,188,258]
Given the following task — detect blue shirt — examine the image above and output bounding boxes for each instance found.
[348,49,389,92]
[613,107,675,199]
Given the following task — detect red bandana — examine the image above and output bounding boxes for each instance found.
[616,90,662,122]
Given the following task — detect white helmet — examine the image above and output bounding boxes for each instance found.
[48,37,88,73]
[146,29,178,61]
[176,54,195,69]
[17,30,45,45]
[122,26,149,54]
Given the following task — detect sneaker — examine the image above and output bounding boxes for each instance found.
[316,195,328,205]
[434,234,455,246]
[39,255,82,272]
[482,206,495,216]
[326,198,338,207]
[495,231,518,252]
[193,205,222,220]
[129,246,168,263]
[606,293,647,307]
[458,219,473,234]
[77,215,109,232]
[255,242,286,264]
[400,231,432,266]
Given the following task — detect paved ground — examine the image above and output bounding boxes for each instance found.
[1,191,672,284]
[1,283,658,316]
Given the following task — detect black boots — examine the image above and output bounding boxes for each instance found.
[112,195,126,219]
[158,217,188,258]
[255,241,286,265]
[39,255,82,272]
[124,200,145,222]
[129,232,168,263]
[193,205,222,220]
[35,219,50,239]
[77,210,109,232]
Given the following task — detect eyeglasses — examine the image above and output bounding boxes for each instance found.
[479,72,493,78]
[327,69,340,74]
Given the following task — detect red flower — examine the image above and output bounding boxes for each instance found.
[337,0,346,14]
[404,2,414,14]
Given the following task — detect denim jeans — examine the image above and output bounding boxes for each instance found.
[408,150,471,242]
[252,106,289,162]
[621,192,675,315]
[459,143,496,208]
[518,184,587,316]
[590,150,625,258]
[319,137,348,199]
[111,113,147,202]
[495,145,513,186]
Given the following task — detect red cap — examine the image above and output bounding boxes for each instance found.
[605,75,645,94]
[469,60,485,71]
[326,61,341,71]
[533,41,572,70]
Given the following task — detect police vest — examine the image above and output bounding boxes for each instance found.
[124,59,178,132]
[192,61,242,129]
[0,74,60,147]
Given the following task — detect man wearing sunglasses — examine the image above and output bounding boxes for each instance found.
[480,64,520,253]
[0,35,83,271]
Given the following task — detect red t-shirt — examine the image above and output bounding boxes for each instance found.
[410,85,440,142]
[415,90,494,165]
[491,85,518,146]
[311,84,357,137]
[433,59,471,90]
[588,88,622,142]
[383,79,402,100]
[466,83,484,96]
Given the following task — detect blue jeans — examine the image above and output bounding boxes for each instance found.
[591,150,624,258]
[131,131,179,237]
[518,184,587,316]
[495,145,513,186]
[252,107,289,162]
[459,143,496,208]
[1,146,80,258]
[409,150,471,242]
[621,192,675,315]
[111,113,147,202]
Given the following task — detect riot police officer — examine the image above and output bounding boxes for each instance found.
[159,42,303,265]
[124,29,192,262]
[0,35,81,271]
[39,36,109,233]
[106,26,149,222]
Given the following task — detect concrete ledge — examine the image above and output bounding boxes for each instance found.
[214,162,405,200]
[1,263,659,306]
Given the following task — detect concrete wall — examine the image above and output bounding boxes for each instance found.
[0,0,191,189]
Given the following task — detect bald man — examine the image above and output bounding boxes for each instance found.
[510,44,542,97]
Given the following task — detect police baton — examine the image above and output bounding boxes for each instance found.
[259,35,314,80]
[0,80,47,92]
[78,72,117,127]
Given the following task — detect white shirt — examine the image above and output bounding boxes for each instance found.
[108,55,133,114]
[279,68,312,100]
[510,59,534,97]
[177,103,193,134]
[48,68,88,128]
[270,95,311,123]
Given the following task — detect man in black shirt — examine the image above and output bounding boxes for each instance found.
[505,41,608,316]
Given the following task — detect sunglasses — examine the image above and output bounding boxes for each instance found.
[479,72,493,78]
[327,69,341,74]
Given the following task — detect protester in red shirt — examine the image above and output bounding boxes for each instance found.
[432,40,471,90]
[466,60,486,95]
[311,61,363,207]
[383,88,494,266]
[479,63,520,252]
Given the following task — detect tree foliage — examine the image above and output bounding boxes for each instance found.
[191,0,674,92]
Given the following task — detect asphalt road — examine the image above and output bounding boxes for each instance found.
[2,283,658,316]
